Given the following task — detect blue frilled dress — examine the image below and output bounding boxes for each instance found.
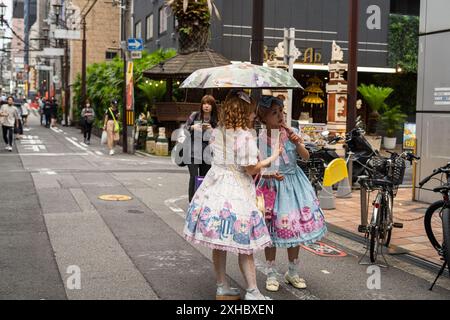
[258,127,327,248]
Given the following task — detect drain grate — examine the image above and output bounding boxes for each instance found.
[127,209,144,214]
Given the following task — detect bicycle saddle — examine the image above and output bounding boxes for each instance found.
[433,183,450,193]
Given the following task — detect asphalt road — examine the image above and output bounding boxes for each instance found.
[1,113,449,300]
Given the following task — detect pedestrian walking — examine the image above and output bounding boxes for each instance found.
[81,98,95,144]
[103,99,120,155]
[256,95,327,292]
[43,98,52,128]
[184,95,218,202]
[50,97,58,127]
[0,96,20,151]
[184,90,282,300]
[21,98,30,128]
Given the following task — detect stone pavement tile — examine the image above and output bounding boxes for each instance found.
[37,189,81,214]
[325,217,346,223]
[398,243,430,251]
[44,211,158,300]
[390,238,415,246]
[413,249,441,259]
[406,236,430,243]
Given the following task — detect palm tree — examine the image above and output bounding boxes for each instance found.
[166,0,220,54]
[358,84,394,134]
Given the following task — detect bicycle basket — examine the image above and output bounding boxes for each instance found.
[367,156,406,186]
[391,157,406,185]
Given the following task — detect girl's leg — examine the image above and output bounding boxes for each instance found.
[238,254,257,290]
[107,121,114,150]
[284,246,306,289]
[287,246,300,276]
[187,164,199,202]
[212,249,227,286]
[264,247,279,291]
[199,163,211,176]
[87,123,92,141]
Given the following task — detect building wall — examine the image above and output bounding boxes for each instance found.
[68,0,121,109]
[415,0,450,203]
[133,0,392,68]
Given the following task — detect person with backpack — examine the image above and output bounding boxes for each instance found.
[81,98,95,144]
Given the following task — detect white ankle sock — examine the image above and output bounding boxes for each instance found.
[288,259,299,277]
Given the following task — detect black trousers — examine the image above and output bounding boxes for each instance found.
[187,163,211,202]
[83,122,93,140]
[44,112,51,127]
[2,125,13,146]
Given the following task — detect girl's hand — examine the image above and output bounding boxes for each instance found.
[289,131,304,146]
[273,172,284,181]
[192,124,202,131]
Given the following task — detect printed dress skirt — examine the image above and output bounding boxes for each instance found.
[184,165,272,255]
[261,168,327,248]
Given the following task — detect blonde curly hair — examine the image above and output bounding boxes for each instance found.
[219,92,256,130]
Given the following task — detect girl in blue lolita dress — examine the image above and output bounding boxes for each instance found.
[257,95,327,293]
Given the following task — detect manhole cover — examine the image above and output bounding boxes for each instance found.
[98,194,133,201]
[127,209,144,214]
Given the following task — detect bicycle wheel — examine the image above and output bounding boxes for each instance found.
[369,194,383,262]
[384,192,393,247]
[442,207,450,273]
[424,200,445,252]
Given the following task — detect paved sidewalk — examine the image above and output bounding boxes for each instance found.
[325,188,443,266]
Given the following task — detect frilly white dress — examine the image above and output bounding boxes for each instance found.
[184,128,272,254]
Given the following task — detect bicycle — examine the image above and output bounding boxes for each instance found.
[418,162,450,290]
[357,151,419,264]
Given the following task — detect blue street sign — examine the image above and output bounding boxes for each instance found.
[127,38,144,51]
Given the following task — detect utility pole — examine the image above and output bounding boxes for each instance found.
[251,0,264,101]
[347,0,359,133]
[80,0,98,105]
[24,0,30,98]
[121,0,128,153]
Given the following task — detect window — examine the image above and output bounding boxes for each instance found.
[105,51,118,60]
[159,7,168,34]
[135,21,142,39]
[146,14,154,40]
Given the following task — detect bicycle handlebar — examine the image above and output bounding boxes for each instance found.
[419,164,450,187]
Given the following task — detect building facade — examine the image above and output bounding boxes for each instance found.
[133,0,419,69]
[415,0,450,203]
[68,0,121,111]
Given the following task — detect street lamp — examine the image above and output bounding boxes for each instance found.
[0,2,7,26]
[52,0,63,25]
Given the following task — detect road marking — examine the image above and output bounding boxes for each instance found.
[65,137,87,151]
[10,152,91,157]
[321,270,331,274]
[158,184,163,187]
[50,127,64,133]
[80,142,88,147]
[164,195,188,216]
[72,137,78,141]
[95,151,103,156]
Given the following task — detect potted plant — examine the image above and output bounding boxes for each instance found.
[357,84,394,134]
[166,0,220,54]
[380,105,407,149]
